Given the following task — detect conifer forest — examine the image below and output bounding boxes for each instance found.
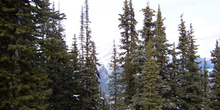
[0,0,220,110]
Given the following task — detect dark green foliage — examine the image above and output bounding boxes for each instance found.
[175,16,191,109]
[201,59,212,110]
[118,0,138,55]
[108,40,122,110]
[154,5,173,109]
[119,0,130,54]
[175,16,204,109]
[129,0,138,53]
[211,41,220,109]
[78,0,101,109]
[118,0,138,108]
[38,3,73,109]
[64,34,82,109]
[167,43,179,109]
[140,4,155,47]
[141,39,162,110]
[0,0,52,109]
[131,4,156,110]
[1,0,217,109]
[79,6,85,65]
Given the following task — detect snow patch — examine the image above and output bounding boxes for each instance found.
[73,95,80,97]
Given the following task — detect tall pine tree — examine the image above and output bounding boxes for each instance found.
[154,5,172,109]
[118,0,138,108]
[211,40,220,109]
[0,0,52,109]
[201,58,212,110]
[79,6,85,66]
[67,34,82,109]
[141,39,162,110]
[79,0,101,109]
[176,16,204,109]
[167,43,179,109]
[39,2,71,109]
[108,40,122,110]
[132,3,155,110]
[140,3,155,47]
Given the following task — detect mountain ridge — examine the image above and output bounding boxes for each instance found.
[98,56,214,95]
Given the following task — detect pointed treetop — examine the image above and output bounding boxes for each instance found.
[58,0,60,12]
[173,42,175,47]
[73,34,77,43]
[147,0,150,6]
[158,4,161,10]
[180,13,184,18]
[142,2,155,16]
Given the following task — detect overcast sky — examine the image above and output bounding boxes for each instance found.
[51,0,220,60]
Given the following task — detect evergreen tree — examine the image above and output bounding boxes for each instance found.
[67,34,82,109]
[129,0,138,53]
[79,6,85,65]
[201,58,212,110]
[176,16,204,109]
[39,3,71,109]
[118,0,138,108]
[186,23,204,109]
[108,40,122,110]
[154,5,172,109]
[79,0,101,109]
[0,0,51,109]
[141,39,162,110]
[176,15,189,73]
[175,15,189,109]
[211,40,220,109]
[132,3,155,110]
[167,43,179,109]
[118,0,130,55]
[140,3,155,47]
[76,7,86,109]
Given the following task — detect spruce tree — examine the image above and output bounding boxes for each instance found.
[39,3,71,109]
[79,0,101,109]
[201,58,212,110]
[175,15,189,109]
[131,4,155,110]
[129,0,138,52]
[141,39,162,110]
[167,43,179,109]
[186,23,204,109]
[0,0,51,109]
[154,5,172,109]
[76,7,87,109]
[108,40,122,110]
[176,16,204,109]
[79,6,85,65]
[140,4,155,47]
[211,40,220,109]
[67,34,82,109]
[118,0,138,108]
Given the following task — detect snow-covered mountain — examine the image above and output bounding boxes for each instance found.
[96,40,214,96]
[98,64,110,95]
[97,42,113,75]
[96,42,113,95]
[97,53,214,96]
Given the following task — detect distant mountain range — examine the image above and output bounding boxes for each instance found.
[98,64,110,95]
[98,57,214,96]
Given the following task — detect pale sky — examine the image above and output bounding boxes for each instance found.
[51,0,220,64]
